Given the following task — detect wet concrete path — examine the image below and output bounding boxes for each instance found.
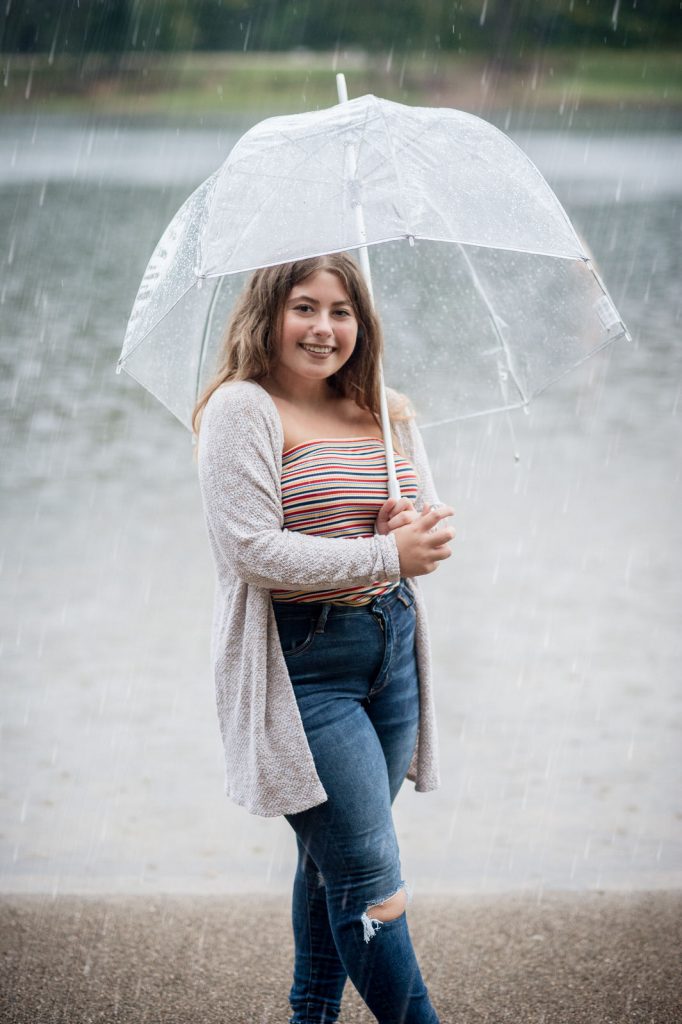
[1,891,680,1022]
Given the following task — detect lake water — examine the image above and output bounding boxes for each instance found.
[1,111,680,896]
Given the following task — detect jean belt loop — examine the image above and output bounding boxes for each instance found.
[314,602,332,634]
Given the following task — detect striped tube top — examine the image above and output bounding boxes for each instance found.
[271,436,419,605]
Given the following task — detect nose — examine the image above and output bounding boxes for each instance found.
[312,311,333,338]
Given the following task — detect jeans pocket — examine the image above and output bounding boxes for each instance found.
[396,580,416,610]
[274,609,317,657]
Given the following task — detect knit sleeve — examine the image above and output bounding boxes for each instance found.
[197,384,401,591]
[404,417,439,510]
[388,390,439,510]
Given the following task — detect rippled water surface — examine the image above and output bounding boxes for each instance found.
[1,113,680,894]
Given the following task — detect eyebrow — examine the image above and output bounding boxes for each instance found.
[288,294,352,305]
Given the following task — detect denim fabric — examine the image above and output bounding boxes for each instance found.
[272,580,440,1024]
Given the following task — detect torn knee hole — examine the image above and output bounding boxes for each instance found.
[361,881,411,943]
[366,888,407,922]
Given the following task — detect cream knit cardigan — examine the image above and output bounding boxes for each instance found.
[197,379,441,817]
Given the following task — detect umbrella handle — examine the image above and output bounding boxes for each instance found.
[337,73,401,503]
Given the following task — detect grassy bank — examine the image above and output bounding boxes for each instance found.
[1,49,680,117]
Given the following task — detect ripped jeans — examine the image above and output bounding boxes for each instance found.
[272,579,440,1024]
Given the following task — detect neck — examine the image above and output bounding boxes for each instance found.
[262,368,337,410]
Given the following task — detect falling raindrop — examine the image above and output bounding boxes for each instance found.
[611,0,621,31]
[24,61,33,101]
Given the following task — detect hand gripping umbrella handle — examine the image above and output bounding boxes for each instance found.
[336,73,401,503]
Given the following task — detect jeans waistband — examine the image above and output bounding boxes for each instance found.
[272,579,414,619]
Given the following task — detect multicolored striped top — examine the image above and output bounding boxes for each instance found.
[271,436,419,605]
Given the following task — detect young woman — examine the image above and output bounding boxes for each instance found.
[193,253,454,1024]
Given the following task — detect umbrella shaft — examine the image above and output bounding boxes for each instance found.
[337,73,400,502]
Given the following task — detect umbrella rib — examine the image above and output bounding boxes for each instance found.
[208,128,358,272]
[526,328,627,401]
[262,104,393,182]
[356,119,430,180]
[198,234,585,281]
[421,236,584,261]
[421,399,528,428]
[210,180,289,275]
[195,276,225,405]
[118,359,190,431]
[456,242,529,406]
[265,125,348,185]
[348,100,393,185]
[419,325,627,428]
[224,167,339,188]
[394,123,440,162]
[118,279,198,367]
[369,113,439,171]
[373,99,413,235]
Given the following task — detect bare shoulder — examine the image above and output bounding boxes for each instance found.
[273,392,384,451]
[337,395,382,433]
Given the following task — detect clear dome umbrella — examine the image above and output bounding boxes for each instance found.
[117,82,629,495]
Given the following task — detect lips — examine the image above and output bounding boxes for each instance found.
[300,343,336,356]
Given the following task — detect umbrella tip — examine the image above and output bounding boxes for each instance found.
[336,73,348,104]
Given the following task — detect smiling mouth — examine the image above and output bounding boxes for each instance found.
[300,344,336,356]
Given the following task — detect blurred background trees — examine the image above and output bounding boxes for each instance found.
[2,0,680,55]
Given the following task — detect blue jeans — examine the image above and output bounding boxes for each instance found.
[272,580,440,1024]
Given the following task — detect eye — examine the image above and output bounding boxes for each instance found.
[334,309,353,317]
[293,303,313,313]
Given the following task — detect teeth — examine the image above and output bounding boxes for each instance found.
[302,344,334,354]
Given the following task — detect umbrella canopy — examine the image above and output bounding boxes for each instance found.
[118,93,628,430]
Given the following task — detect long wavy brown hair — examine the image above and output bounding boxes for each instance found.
[191,253,412,447]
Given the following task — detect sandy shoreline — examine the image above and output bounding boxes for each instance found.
[1,891,680,1023]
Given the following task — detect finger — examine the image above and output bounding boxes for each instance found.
[388,510,419,530]
[382,498,415,523]
[376,499,396,523]
[421,503,454,520]
[379,497,397,515]
[421,505,454,528]
[426,527,455,548]
[430,526,455,541]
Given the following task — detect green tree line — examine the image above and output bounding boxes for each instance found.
[2,0,680,55]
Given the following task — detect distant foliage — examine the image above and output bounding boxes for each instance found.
[1,0,680,54]
[1,0,129,53]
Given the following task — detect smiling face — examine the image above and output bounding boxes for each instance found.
[271,270,359,393]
